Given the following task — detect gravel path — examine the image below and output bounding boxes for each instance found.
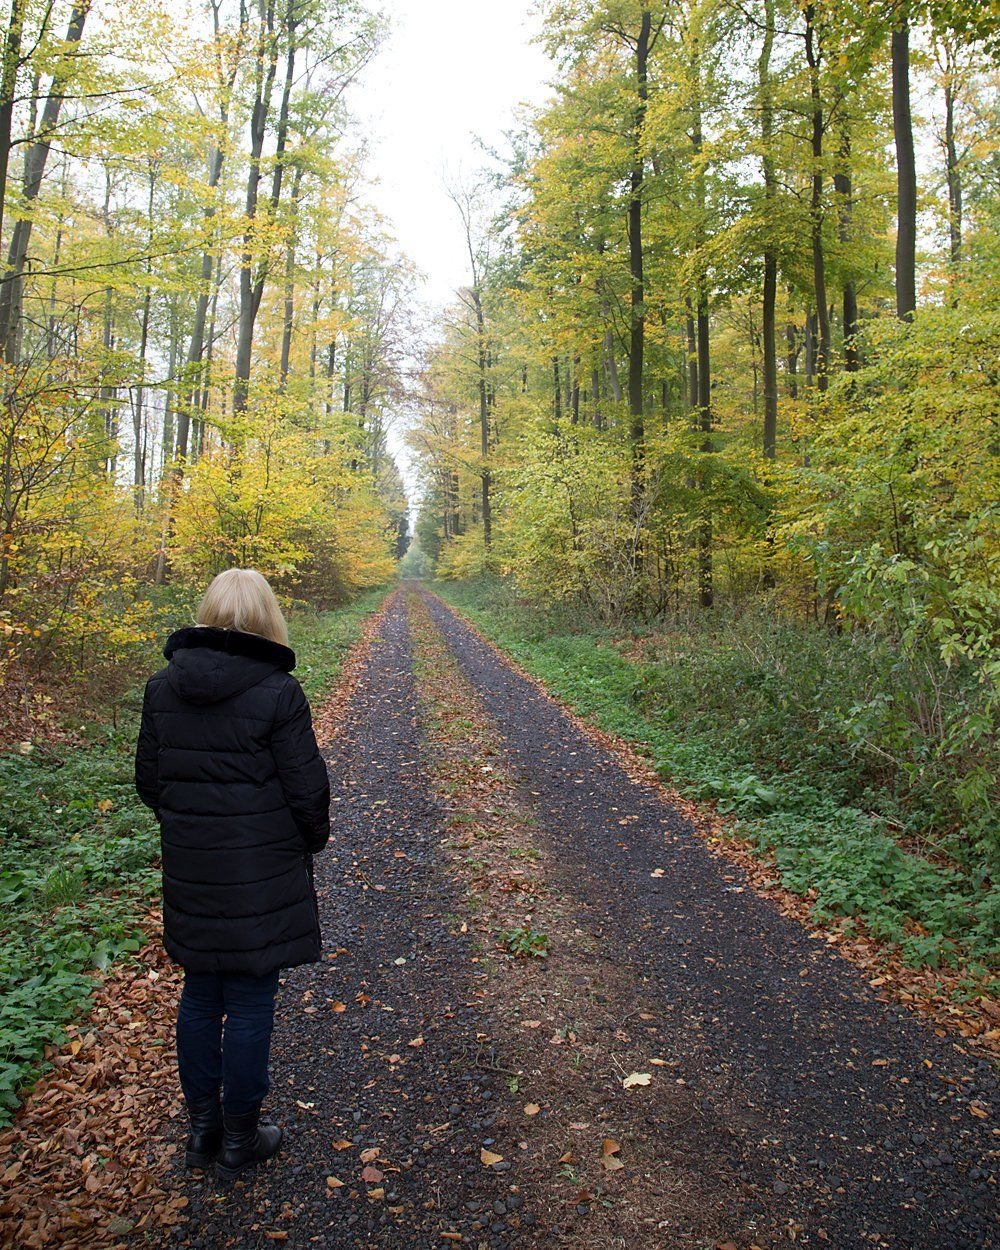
[156,589,998,1250]
[421,589,999,1250]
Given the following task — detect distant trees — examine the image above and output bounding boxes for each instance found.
[408,0,999,686]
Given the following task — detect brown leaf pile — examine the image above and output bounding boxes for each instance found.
[0,925,184,1247]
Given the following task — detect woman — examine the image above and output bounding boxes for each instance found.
[135,569,331,1181]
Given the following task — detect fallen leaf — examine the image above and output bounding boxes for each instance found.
[623,1072,651,1089]
[650,868,664,878]
[326,1176,345,1189]
[366,1187,385,1200]
[523,1102,540,1116]
[601,1138,621,1156]
[388,1053,402,1064]
[361,1165,384,1183]
[480,1148,504,1167]
[331,1002,347,1013]
[521,1019,541,1028]
[558,1151,574,1164]
[441,1234,463,1243]
[601,1154,625,1172]
[331,1139,353,1151]
[360,1147,381,1163]
[969,1103,988,1119]
[408,1036,425,1048]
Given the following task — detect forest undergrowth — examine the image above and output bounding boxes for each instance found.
[0,588,390,1128]
[432,578,1000,1002]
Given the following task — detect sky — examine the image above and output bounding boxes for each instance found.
[346,1,554,514]
[350,0,554,309]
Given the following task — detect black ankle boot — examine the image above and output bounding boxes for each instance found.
[216,1106,282,1181]
[184,1094,223,1168]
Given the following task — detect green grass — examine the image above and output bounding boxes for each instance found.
[432,577,1000,987]
[0,586,391,1126]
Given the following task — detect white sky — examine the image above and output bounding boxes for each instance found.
[351,0,553,309]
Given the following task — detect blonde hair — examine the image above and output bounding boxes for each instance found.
[196,569,289,647]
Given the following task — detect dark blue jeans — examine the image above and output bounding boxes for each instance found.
[176,970,281,1116]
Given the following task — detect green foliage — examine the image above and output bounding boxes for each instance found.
[0,737,159,1127]
[438,579,999,979]
[498,926,550,959]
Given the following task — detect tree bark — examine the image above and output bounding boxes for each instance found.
[0,0,27,246]
[175,0,242,469]
[627,10,651,532]
[834,129,859,370]
[804,4,830,390]
[278,162,304,390]
[942,44,962,267]
[0,1,90,365]
[892,16,917,319]
[759,0,778,459]
[233,0,291,417]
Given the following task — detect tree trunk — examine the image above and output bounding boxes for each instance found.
[804,4,830,390]
[233,0,289,417]
[759,0,777,460]
[471,284,491,549]
[892,16,917,319]
[943,47,962,267]
[175,0,242,470]
[278,162,304,391]
[686,306,698,410]
[834,129,859,370]
[0,1,89,364]
[786,321,799,398]
[627,10,651,533]
[690,33,712,608]
[0,0,27,246]
[696,293,712,609]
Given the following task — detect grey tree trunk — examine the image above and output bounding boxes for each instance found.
[0,1,90,364]
[892,17,917,319]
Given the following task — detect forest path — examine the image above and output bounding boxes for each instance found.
[153,587,996,1250]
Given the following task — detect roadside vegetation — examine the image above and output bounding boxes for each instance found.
[433,579,999,992]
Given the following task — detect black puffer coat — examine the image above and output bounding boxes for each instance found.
[134,626,331,976]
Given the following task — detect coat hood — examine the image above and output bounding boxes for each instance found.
[163,626,296,705]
